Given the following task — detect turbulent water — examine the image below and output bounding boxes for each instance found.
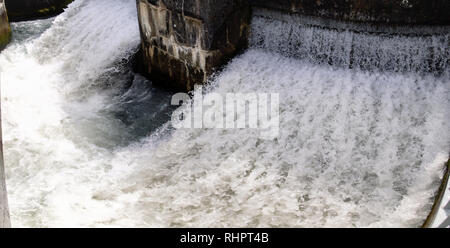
[0,0,449,227]
[251,10,450,74]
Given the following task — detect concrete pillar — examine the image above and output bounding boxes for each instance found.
[0,0,11,51]
[137,0,251,91]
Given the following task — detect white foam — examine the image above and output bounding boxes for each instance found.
[0,0,448,227]
[0,0,141,227]
[105,50,448,227]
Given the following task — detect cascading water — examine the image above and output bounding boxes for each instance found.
[0,0,449,227]
[0,0,176,227]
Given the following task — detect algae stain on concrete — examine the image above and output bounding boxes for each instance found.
[0,0,11,50]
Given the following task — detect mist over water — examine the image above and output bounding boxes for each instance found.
[0,0,449,227]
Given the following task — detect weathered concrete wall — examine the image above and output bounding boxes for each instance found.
[137,0,251,91]
[0,0,11,51]
[251,0,450,25]
[5,0,73,21]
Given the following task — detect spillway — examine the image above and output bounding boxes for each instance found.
[0,0,449,227]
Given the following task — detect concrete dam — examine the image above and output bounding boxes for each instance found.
[136,0,450,90]
[0,0,449,228]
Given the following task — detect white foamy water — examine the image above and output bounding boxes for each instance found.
[251,11,450,74]
[0,0,449,227]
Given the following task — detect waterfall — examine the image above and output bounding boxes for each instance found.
[0,0,448,227]
[250,9,450,74]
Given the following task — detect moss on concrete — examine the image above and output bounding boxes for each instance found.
[0,12,11,51]
[0,28,11,49]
